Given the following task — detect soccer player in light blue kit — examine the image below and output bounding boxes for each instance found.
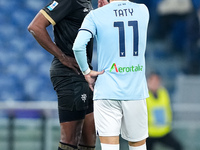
[73,0,149,150]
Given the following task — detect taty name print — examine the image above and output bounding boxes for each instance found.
[113,8,134,17]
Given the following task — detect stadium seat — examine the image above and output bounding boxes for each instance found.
[0,74,25,101]
[23,74,56,101]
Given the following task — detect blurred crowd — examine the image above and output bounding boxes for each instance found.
[135,0,200,74]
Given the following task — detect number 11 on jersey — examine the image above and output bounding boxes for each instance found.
[114,21,139,57]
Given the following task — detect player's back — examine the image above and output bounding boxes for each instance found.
[90,1,149,100]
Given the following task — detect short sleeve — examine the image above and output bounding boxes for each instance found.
[80,11,96,36]
[40,0,73,25]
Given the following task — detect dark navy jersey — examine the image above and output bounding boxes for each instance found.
[40,0,93,69]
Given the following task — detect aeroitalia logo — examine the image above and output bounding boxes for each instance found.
[109,63,143,73]
[110,63,119,72]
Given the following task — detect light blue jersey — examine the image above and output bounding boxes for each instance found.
[73,1,149,100]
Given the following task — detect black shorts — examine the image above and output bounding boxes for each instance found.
[50,69,93,123]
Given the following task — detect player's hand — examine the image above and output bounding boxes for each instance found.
[98,0,109,8]
[58,54,80,74]
[84,70,105,91]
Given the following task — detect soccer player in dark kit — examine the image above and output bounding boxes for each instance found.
[28,0,96,150]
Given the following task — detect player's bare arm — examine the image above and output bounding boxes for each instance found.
[98,0,109,7]
[28,12,80,74]
[84,70,104,91]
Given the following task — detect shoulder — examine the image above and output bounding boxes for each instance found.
[135,3,149,14]
[54,0,74,6]
[135,3,150,20]
[84,7,101,20]
[129,2,149,13]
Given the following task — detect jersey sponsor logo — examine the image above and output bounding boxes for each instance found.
[47,1,58,11]
[110,63,119,72]
[109,63,143,73]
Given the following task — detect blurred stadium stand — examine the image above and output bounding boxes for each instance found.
[0,0,56,101]
[0,0,200,150]
[172,75,200,150]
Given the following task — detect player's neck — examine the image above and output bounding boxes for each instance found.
[110,0,129,2]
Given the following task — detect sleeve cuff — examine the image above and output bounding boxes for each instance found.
[82,68,91,75]
[40,10,56,25]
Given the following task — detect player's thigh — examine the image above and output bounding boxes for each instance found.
[80,92,96,145]
[121,99,148,142]
[57,90,93,123]
[58,101,95,145]
[94,100,122,136]
[50,70,93,122]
